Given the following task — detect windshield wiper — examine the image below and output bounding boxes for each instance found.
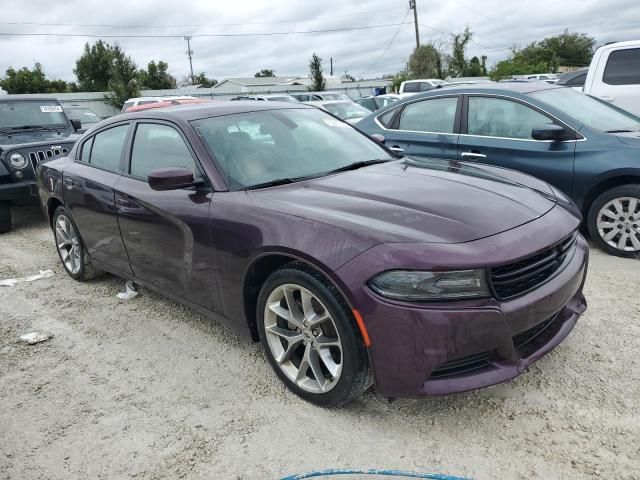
[7,125,59,132]
[605,129,635,133]
[245,178,296,190]
[325,159,390,175]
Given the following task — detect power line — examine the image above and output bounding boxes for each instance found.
[0,22,411,39]
[359,11,412,77]
[0,7,406,29]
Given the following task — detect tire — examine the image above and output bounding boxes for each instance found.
[587,184,640,257]
[0,202,11,234]
[52,206,103,281]
[257,262,371,407]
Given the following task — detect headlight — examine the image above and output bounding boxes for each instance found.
[368,269,490,301]
[9,153,28,169]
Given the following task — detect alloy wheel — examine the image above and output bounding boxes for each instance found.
[55,214,82,275]
[263,283,343,394]
[596,197,640,252]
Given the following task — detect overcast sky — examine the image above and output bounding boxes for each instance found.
[1,0,638,83]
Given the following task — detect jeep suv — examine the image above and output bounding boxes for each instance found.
[0,97,81,233]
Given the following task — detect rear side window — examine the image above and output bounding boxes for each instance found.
[88,124,129,172]
[398,97,458,133]
[402,82,420,93]
[130,123,197,180]
[603,48,640,85]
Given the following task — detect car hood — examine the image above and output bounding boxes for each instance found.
[0,129,79,149]
[249,158,557,244]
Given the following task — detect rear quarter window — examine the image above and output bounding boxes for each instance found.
[603,48,640,85]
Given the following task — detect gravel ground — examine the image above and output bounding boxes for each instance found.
[1,205,639,480]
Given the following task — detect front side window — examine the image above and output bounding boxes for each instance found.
[130,123,197,179]
[89,124,129,172]
[398,97,458,133]
[192,108,392,190]
[467,97,551,139]
[80,137,93,163]
[603,48,640,85]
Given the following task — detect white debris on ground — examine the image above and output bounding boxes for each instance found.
[0,269,54,287]
[18,331,53,345]
[1,206,639,480]
[116,280,138,300]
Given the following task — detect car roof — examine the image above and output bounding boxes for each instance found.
[305,100,353,105]
[116,100,313,122]
[412,81,567,97]
[0,95,60,102]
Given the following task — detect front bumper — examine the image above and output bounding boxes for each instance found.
[335,204,588,398]
[0,179,38,203]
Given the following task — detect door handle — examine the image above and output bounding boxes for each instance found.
[389,146,405,152]
[63,177,75,187]
[460,152,487,160]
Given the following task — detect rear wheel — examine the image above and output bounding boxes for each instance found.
[587,184,640,257]
[53,206,102,280]
[0,202,11,234]
[257,264,371,407]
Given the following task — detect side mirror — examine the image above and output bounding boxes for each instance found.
[148,167,195,191]
[531,124,566,141]
[70,119,82,131]
[371,133,385,144]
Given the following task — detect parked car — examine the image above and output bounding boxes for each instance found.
[290,91,352,102]
[121,96,197,113]
[525,74,558,81]
[125,98,213,113]
[399,79,446,94]
[0,96,81,233]
[357,82,640,256]
[230,94,298,102]
[583,40,640,115]
[304,100,371,124]
[37,101,588,406]
[62,105,103,133]
[356,94,402,112]
[556,68,588,91]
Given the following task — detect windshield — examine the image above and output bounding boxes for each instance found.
[321,93,351,101]
[192,108,392,190]
[267,96,298,102]
[529,88,640,132]
[0,100,68,129]
[323,102,371,120]
[64,107,100,124]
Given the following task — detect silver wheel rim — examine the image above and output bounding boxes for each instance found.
[264,283,343,394]
[55,214,82,274]
[597,197,640,252]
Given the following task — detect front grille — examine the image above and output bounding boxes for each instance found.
[490,232,578,300]
[27,146,69,172]
[430,351,492,379]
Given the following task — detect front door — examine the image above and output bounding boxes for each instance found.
[457,95,576,195]
[379,95,460,160]
[63,123,132,274]
[114,121,219,311]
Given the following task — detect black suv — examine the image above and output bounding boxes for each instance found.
[0,96,81,232]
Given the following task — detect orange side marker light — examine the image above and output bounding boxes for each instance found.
[352,309,371,347]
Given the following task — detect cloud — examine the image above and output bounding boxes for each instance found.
[0,0,636,82]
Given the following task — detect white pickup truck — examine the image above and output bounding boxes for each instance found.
[583,40,640,115]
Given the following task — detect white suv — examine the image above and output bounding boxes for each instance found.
[584,40,640,115]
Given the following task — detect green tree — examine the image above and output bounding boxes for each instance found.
[105,45,139,109]
[191,72,217,87]
[446,27,473,77]
[463,56,485,77]
[138,60,176,90]
[74,40,115,91]
[390,70,408,93]
[407,43,443,79]
[254,69,275,77]
[0,63,68,94]
[308,53,326,91]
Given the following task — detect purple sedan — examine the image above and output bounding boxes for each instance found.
[36,102,588,406]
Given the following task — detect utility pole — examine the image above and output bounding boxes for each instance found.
[184,36,194,83]
[330,57,333,76]
[409,0,420,49]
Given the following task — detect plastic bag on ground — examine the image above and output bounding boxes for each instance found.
[0,269,54,287]
[116,280,138,300]
[19,332,53,345]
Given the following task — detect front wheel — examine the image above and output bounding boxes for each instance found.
[587,184,640,257]
[52,206,103,281]
[0,202,11,234]
[257,264,371,407]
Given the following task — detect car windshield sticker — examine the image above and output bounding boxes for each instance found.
[40,105,63,113]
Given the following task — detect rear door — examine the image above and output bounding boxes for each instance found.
[63,123,133,274]
[590,46,640,115]
[376,95,461,159]
[114,121,219,310]
[457,94,576,195]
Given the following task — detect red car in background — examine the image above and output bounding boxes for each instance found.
[124,98,214,113]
